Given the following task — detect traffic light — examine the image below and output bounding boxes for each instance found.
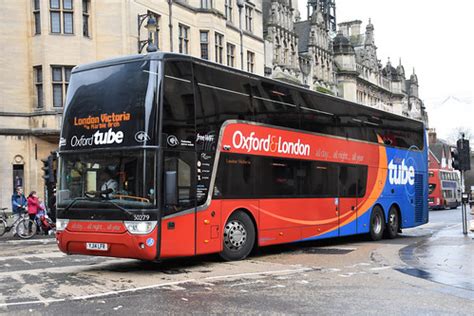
[457,138,471,171]
[451,148,460,170]
[41,155,55,183]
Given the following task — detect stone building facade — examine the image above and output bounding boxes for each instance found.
[333,19,428,123]
[262,0,301,84]
[263,0,336,92]
[294,3,336,92]
[263,0,428,124]
[0,0,264,209]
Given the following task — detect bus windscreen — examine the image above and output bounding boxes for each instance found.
[58,150,156,210]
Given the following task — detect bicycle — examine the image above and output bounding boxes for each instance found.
[0,207,37,239]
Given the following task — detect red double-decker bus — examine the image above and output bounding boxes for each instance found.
[56,53,428,261]
[428,169,460,209]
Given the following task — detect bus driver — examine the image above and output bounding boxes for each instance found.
[99,168,118,197]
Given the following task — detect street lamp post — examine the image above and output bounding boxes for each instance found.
[237,0,244,70]
[137,13,158,53]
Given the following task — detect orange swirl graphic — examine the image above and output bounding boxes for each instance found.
[249,140,388,235]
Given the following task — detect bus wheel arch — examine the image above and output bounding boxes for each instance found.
[219,209,257,261]
[369,204,385,241]
[385,203,401,239]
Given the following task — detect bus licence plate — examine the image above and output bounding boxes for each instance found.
[86,243,108,251]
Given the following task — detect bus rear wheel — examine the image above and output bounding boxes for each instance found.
[385,206,399,239]
[220,211,255,261]
[369,206,384,241]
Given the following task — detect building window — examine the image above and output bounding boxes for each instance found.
[154,14,161,49]
[82,0,90,37]
[245,5,253,32]
[200,31,209,60]
[34,66,43,108]
[215,33,224,64]
[247,51,255,73]
[200,0,212,9]
[33,0,41,34]
[50,0,74,34]
[225,0,233,22]
[226,43,235,67]
[178,24,189,54]
[13,165,24,192]
[52,65,73,107]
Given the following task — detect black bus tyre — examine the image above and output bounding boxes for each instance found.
[16,219,36,239]
[369,206,384,241]
[385,206,399,239]
[220,211,255,261]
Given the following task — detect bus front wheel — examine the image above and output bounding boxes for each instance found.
[220,211,255,261]
[385,206,399,239]
[369,206,385,241]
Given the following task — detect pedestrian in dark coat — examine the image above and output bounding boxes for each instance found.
[11,186,27,223]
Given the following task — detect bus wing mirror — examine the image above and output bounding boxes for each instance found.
[165,171,178,206]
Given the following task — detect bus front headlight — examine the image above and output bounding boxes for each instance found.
[124,221,157,235]
[56,219,69,231]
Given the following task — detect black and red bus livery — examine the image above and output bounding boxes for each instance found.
[56,53,428,261]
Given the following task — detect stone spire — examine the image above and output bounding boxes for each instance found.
[409,68,419,97]
[364,18,375,46]
[396,58,405,79]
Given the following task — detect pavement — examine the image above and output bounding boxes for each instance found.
[399,207,474,291]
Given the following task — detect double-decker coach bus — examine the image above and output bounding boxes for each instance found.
[428,169,460,209]
[56,53,428,261]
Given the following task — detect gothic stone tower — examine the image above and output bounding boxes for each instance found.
[263,0,301,84]
[307,0,336,32]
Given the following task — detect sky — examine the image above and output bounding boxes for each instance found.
[297,0,473,140]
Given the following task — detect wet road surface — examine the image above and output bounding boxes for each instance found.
[0,208,472,314]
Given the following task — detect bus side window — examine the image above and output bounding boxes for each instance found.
[269,159,297,197]
[194,63,253,140]
[339,165,367,198]
[299,161,337,197]
[339,166,357,197]
[163,151,195,215]
[162,61,195,149]
[255,157,297,197]
[214,154,254,198]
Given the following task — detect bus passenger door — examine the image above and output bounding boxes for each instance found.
[160,151,197,258]
[338,165,360,236]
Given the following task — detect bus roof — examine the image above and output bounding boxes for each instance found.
[72,52,426,127]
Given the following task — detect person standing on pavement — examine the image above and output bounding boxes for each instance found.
[27,191,40,233]
[11,186,27,225]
